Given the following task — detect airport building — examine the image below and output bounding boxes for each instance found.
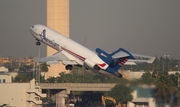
[128,85,156,107]
[0,67,46,107]
[46,0,70,78]
[0,79,46,107]
[0,67,11,83]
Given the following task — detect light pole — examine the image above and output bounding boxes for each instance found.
[33,56,38,79]
[163,61,164,71]
[164,55,170,72]
[38,45,41,84]
[36,41,41,85]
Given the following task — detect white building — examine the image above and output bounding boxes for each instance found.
[0,66,11,83]
[0,66,8,72]
[0,79,46,107]
[128,85,156,107]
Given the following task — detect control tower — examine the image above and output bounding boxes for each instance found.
[46,0,69,77]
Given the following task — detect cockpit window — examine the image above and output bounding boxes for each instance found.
[32,26,34,28]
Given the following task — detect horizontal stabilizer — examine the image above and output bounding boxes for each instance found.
[131,53,154,59]
[131,53,156,64]
[127,57,156,65]
[125,61,137,65]
[129,57,155,63]
[111,48,135,59]
[147,57,156,63]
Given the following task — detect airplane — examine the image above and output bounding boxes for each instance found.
[30,24,155,78]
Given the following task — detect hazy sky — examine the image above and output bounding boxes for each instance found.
[0,0,180,59]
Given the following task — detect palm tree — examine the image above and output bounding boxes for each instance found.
[154,82,169,106]
[154,72,177,107]
[40,62,50,78]
[168,86,178,106]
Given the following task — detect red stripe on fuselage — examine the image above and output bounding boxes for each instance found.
[61,47,106,68]
[61,47,86,61]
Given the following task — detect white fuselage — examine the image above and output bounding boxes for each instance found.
[30,25,108,70]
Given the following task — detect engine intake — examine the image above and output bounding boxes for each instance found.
[93,64,100,70]
[84,59,100,70]
[114,71,123,78]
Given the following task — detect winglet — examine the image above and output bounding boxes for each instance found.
[147,57,156,63]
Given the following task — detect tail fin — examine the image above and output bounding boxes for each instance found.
[96,48,134,75]
[95,48,113,64]
[96,48,134,65]
[117,57,129,66]
[109,48,134,71]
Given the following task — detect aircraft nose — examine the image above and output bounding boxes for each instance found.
[30,25,34,32]
[31,25,34,29]
[30,25,38,33]
[30,25,36,31]
[30,25,39,38]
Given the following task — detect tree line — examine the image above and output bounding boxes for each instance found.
[12,68,180,106]
[10,56,180,106]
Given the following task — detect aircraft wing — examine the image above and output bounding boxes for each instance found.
[38,51,78,65]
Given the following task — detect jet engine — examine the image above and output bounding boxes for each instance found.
[113,71,123,78]
[84,59,100,70]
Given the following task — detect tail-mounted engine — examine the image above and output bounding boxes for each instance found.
[84,59,100,70]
